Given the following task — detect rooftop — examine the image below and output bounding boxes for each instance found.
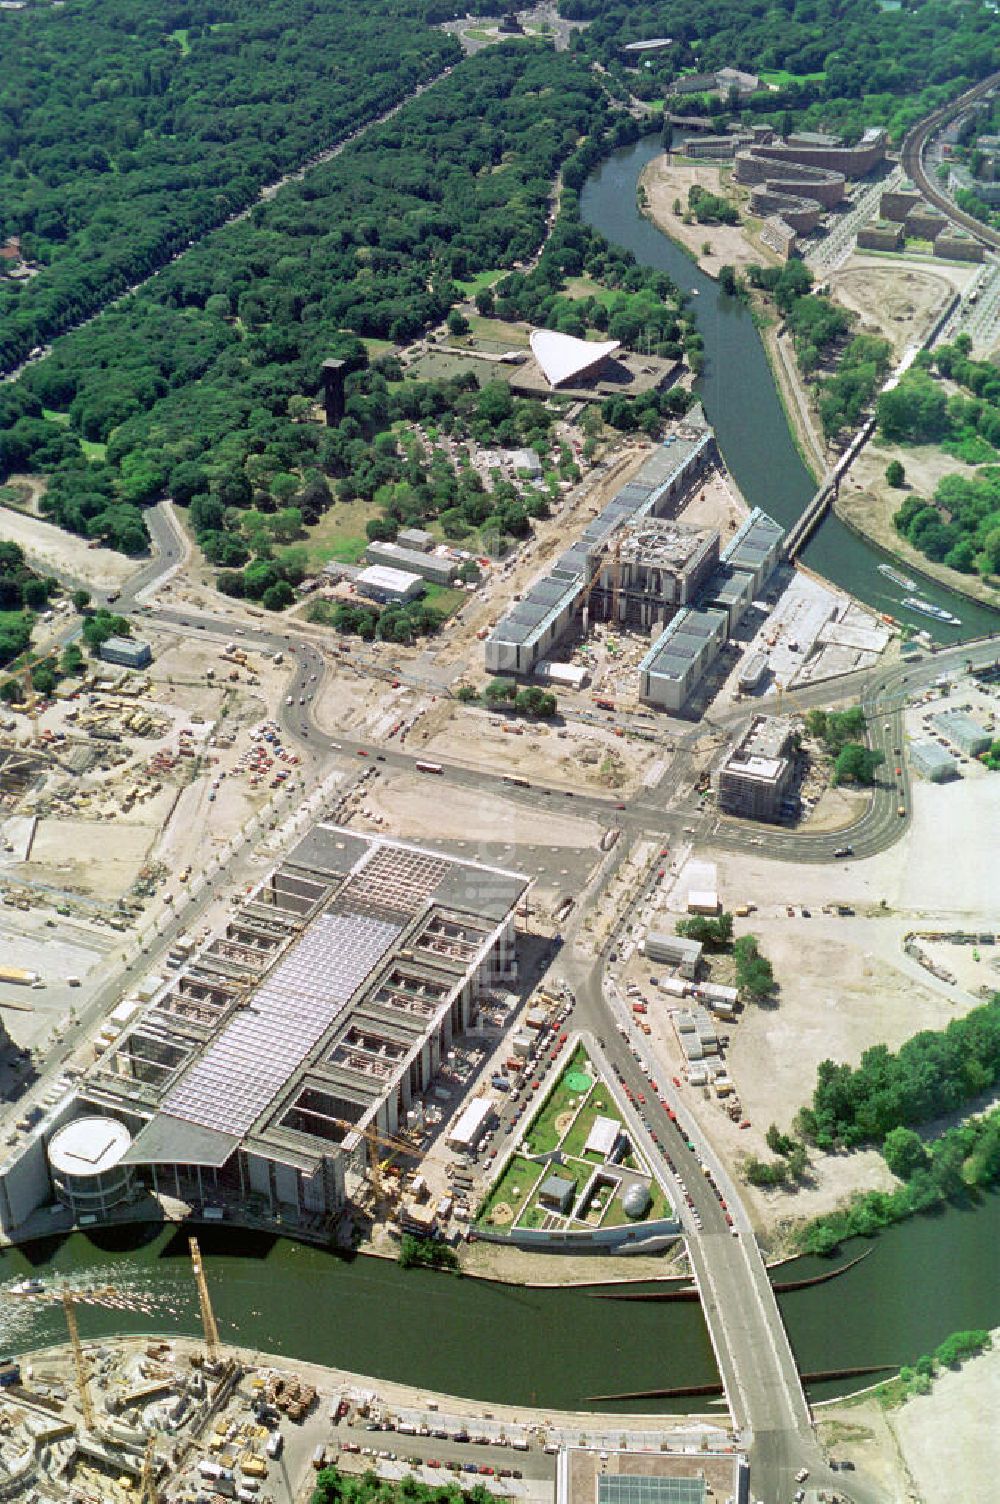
[529,329,621,388]
[617,517,716,569]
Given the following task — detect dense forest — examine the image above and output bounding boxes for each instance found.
[879,337,1000,581]
[1,45,611,566]
[0,0,457,371]
[561,0,998,143]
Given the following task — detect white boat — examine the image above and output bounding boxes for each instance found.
[10,1277,44,1296]
[902,595,961,626]
[877,563,916,590]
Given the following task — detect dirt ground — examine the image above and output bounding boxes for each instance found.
[828,262,955,358]
[21,816,158,900]
[460,1237,689,1285]
[797,783,869,833]
[638,805,1000,1238]
[412,701,656,795]
[639,153,775,278]
[0,502,138,590]
[836,442,1000,609]
[359,771,600,848]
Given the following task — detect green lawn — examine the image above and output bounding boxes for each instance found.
[463,314,530,349]
[477,1153,544,1225]
[560,1095,622,1161]
[455,268,505,297]
[42,409,105,461]
[300,500,378,569]
[524,1044,594,1155]
[422,583,467,618]
[361,337,396,360]
[168,27,191,53]
[515,1158,587,1229]
[758,68,826,86]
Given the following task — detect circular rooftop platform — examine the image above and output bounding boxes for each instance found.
[48,1116,132,1179]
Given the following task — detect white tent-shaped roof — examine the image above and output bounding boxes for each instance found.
[529,329,621,388]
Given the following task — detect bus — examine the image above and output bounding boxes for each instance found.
[415,760,444,775]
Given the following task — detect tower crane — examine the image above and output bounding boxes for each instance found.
[141,1435,159,1504]
[62,1290,96,1433]
[188,1237,219,1361]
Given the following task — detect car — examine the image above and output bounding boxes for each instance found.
[377,754,387,761]
[739,1119,751,1129]
[672,1076,682,1088]
[479,1466,494,1476]
[427,1459,441,1469]
[833,845,853,857]
[357,749,368,757]
[615,802,626,809]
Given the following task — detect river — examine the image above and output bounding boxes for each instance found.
[1,138,998,1416]
[4,1190,1000,1407]
[579,137,998,643]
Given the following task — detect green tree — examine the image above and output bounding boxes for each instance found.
[833,743,884,785]
[885,459,906,488]
[883,1126,930,1180]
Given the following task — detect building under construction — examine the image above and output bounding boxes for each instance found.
[0,825,528,1234]
[716,715,798,822]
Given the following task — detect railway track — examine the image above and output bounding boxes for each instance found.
[900,70,1000,251]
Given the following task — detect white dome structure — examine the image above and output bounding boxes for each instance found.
[48,1116,134,1219]
[622,1182,652,1219]
[529,329,621,389]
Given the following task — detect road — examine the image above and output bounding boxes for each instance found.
[900,70,1000,253]
[29,506,998,1503]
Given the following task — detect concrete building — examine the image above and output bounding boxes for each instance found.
[100,637,152,670]
[485,427,716,678]
[857,220,904,252]
[558,1443,748,1504]
[584,1115,623,1158]
[586,517,720,630]
[30,825,531,1232]
[365,540,458,585]
[529,329,621,389]
[47,1117,135,1219]
[620,36,673,58]
[931,709,992,756]
[904,203,948,241]
[355,565,424,604]
[737,650,769,694]
[934,230,985,263]
[949,163,1000,207]
[447,1097,493,1153]
[880,183,924,221]
[396,527,434,552]
[720,507,784,592]
[638,606,728,712]
[716,715,797,822]
[645,932,703,978]
[909,740,959,782]
[701,564,755,630]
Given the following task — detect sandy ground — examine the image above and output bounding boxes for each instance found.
[887,1331,1000,1504]
[639,154,774,278]
[413,701,656,795]
[829,263,955,359]
[762,322,827,479]
[0,503,138,590]
[360,772,600,849]
[836,442,1000,609]
[644,758,1000,1236]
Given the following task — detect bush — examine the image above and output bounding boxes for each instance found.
[885,459,906,487]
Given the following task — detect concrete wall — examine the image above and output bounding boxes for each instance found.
[0,1096,80,1235]
[473,1217,681,1252]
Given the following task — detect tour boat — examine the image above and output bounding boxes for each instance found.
[901,596,961,626]
[877,563,916,590]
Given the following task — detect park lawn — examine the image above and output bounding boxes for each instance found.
[300,499,378,569]
[168,27,191,53]
[603,1178,672,1227]
[421,583,467,618]
[43,410,105,461]
[360,337,396,360]
[560,1094,622,1161]
[455,268,505,297]
[523,1044,594,1154]
[477,1153,544,1225]
[463,314,530,349]
[758,68,826,86]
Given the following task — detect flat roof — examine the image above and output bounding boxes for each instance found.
[357,564,422,591]
[599,1479,704,1504]
[49,1116,132,1177]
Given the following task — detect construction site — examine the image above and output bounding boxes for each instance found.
[0,1238,330,1504]
[0,822,536,1242]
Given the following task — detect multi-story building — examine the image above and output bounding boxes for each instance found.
[716,715,797,822]
[0,826,529,1235]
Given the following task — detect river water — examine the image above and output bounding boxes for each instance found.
[1,138,998,1414]
[3,1191,1000,1407]
[579,137,998,642]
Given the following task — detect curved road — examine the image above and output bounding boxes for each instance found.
[901,69,1000,252]
[77,504,997,1504]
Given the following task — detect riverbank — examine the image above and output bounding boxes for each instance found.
[636,152,825,484]
[817,1325,1000,1503]
[835,442,1000,612]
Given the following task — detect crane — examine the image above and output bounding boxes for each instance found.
[188,1237,219,1361]
[141,1435,158,1504]
[62,1290,96,1433]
